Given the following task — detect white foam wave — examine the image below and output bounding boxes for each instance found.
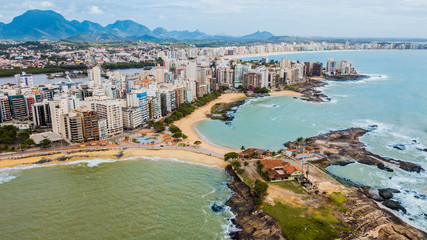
[0,171,16,184]
[259,104,280,108]
[65,158,117,167]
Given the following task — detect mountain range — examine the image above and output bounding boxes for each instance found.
[0,10,289,42]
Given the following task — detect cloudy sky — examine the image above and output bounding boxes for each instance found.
[0,0,426,38]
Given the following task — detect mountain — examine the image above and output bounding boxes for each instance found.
[241,31,275,40]
[0,10,79,40]
[0,10,281,42]
[104,20,152,38]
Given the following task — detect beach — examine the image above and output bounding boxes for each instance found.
[0,148,229,169]
[269,90,303,97]
[174,92,246,154]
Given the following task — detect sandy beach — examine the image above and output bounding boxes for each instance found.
[269,90,303,97]
[174,92,246,154]
[0,148,229,169]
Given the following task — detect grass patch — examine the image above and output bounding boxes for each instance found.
[273,180,306,194]
[178,143,186,147]
[329,192,349,212]
[263,202,340,240]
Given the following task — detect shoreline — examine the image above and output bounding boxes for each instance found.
[0,148,229,170]
[174,92,246,154]
[223,49,423,60]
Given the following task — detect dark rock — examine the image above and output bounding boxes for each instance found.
[211,203,225,213]
[383,199,407,214]
[417,148,427,152]
[225,165,285,240]
[392,144,406,151]
[378,188,399,200]
[334,161,354,166]
[361,187,384,201]
[376,162,394,172]
[34,158,52,164]
[399,161,424,173]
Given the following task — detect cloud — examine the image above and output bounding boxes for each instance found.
[88,6,103,15]
[40,1,53,8]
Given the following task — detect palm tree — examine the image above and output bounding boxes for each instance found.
[241,146,246,150]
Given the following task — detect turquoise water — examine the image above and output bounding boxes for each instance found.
[197,50,427,231]
[0,158,234,239]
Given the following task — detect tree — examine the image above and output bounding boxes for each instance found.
[169,125,181,134]
[241,146,246,150]
[164,117,173,125]
[194,140,202,146]
[224,152,239,161]
[24,138,35,146]
[153,121,165,132]
[243,161,249,167]
[146,120,154,127]
[231,160,242,169]
[254,179,269,196]
[39,138,51,148]
[182,134,188,139]
[172,132,183,139]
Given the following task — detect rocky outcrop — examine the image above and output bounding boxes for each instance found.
[324,74,368,81]
[287,80,329,103]
[286,127,424,173]
[225,165,285,240]
[336,190,427,240]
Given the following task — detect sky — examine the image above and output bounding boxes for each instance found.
[0,0,426,38]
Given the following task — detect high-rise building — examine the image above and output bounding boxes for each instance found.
[75,110,99,142]
[14,72,33,87]
[326,59,337,75]
[122,107,143,130]
[89,66,102,86]
[60,112,84,143]
[32,102,51,127]
[25,97,35,120]
[0,95,12,122]
[8,95,27,120]
[93,100,123,137]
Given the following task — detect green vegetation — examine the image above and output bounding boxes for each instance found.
[273,181,306,194]
[194,140,202,146]
[254,179,269,196]
[253,87,270,94]
[102,61,155,70]
[153,121,165,132]
[329,192,349,212]
[132,139,140,143]
[0,65,88,77]
[264,202,343,240]
[39,138,51,148]
[224,152,239,161]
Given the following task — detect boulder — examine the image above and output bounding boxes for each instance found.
[361,187,384,201]
[392,144,406,151]
[376,162,394,172]
[378,188,400,200]
[211,203,225,213]
[383,200,407,214]
[399,161,424,173]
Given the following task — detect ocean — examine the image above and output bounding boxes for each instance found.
[196,50,427,231]
[0,158,234,239]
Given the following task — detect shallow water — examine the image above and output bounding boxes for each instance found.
[196,50,427,231]
[0,158,234,239]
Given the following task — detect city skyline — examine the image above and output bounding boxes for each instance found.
[0,0,427,38]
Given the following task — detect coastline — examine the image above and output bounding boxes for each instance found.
[174,92,246,154]
[0,148,229,169]
[223,49,419,60]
